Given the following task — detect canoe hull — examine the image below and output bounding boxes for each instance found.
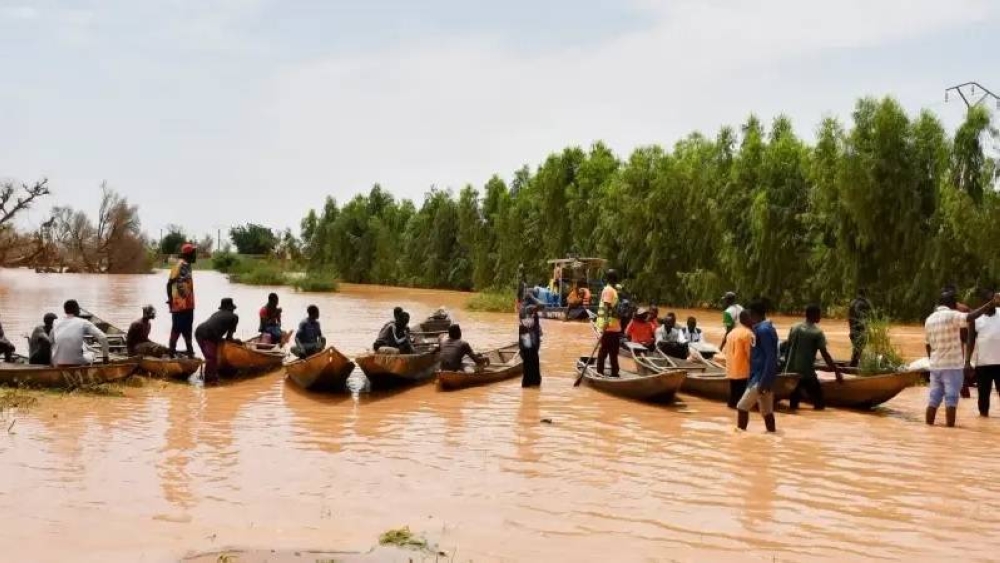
[682,373,802,402]
[217,341,285,377]
[577,358,686,403]
[438,344,523,391]
[285,347,356,392]
[356,350,439,389]
[814,371,923,409]
[0,361,138,389]
[139,356,204,379]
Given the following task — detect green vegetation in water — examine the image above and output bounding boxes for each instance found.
[291,269,340,292]
[228,260,288,286]
[378,527,432,552]
[212,251,242,273]
[858,313,905,375]
[0,388,38,412]
[466,290,514,313]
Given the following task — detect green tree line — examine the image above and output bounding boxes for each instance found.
[298,97,1000,320]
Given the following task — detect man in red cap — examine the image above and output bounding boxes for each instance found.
[166,243,197,357]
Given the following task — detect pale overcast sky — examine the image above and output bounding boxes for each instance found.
[1,0,997,239]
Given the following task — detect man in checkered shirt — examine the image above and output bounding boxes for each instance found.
[924,290,999,427]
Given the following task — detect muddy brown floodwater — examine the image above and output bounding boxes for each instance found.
[0,269,998,562]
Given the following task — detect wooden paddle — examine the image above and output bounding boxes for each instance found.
[574,337,601,387]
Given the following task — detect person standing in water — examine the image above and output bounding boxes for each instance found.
[924,291,997,427]
[595,269,621,378]
[166,243,197,358]
[786,305,843,410]
[195,298,240,380]
[848,288,872,367]
[965,288,1000,417]
[736,300,778,433]
[719,292,743,351]
[519,303,543,387]
[723,310,754,409]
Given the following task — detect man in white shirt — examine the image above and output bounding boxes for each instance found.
[655,313,689,360]
[924,291,997,427]
[52,300,109,367]
[966,287,1000,417]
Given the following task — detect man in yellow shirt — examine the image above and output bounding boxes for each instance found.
[595,270,622,378]
[723,310,754,409]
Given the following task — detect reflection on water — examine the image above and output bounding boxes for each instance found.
[0,268,999,562]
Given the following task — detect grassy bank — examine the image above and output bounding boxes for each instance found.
[466,290,515,313]
[214,253,340,292]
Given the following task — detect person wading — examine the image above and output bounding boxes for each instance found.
[166,243,197,358]
[924,291,998,427]
[28,313,58,365]
[736,300,778,433]
[373,310,414,354]
[786,305,843,411]
[519,303,543,387]
[440,324,487,372]
[126,305,169,357]
[595,269,622,378]
[848,288,872,367]
[195,298,240,380]
[965,288,1000,417]
[52,299,109,367]
[291,305,325,359]
[723,310,754,409]
[719,292,744,350]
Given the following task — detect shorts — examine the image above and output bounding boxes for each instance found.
[736,383,774,416]
[928,369,964,408]
[171,310,195,334]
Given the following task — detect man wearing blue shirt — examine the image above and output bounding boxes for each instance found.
[736,300,779,433]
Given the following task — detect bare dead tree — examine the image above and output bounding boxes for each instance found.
[0,178,50,229]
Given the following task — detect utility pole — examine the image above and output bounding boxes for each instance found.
[945,81,1000,110]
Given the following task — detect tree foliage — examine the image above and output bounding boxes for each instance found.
[159,224,187,255]
[229,223,278,255]
[298,98,1000,320]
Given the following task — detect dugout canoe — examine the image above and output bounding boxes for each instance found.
[79,309,204,378]
[0,360,138,389]
[356,349,440,389]
[680,372,802,402]
[139,356,204,379]
[575,356,687,403]
[809,370,923,409]
[437,343,522,391]
[285,346,356,392]
[217,340,285,377]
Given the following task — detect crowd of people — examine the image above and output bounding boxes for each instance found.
[554,268,1000,432]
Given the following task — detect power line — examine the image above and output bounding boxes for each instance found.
[945,81,1000,110]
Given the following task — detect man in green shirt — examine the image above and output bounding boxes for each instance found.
[787,304,842,410]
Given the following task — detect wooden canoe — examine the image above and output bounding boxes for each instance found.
[576,357,687,403]
[356,349,440,389]
[285,346,356,392]
[79,309,205,378]
[809,370,923,409]
[139,356,204,379]
[0,360,138,389]
[217,340,285,376]
[437,343,523,391]
[681,372,802,402]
